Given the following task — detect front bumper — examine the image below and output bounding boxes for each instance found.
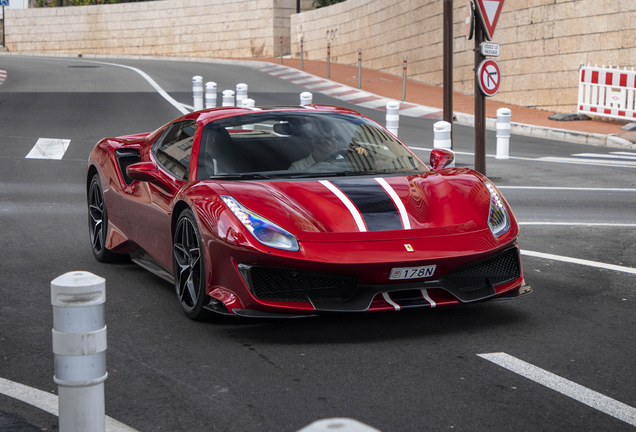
[230,246,527,315]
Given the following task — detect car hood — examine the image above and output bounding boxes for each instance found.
[212,170,497,242]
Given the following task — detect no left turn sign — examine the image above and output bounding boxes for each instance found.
[477,58,501,96]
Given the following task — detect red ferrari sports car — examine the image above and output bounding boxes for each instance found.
[87,104,530,319]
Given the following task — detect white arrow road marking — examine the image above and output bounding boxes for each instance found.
[25,138,71,160]
[478,353,636,427]
[0,377,140,432]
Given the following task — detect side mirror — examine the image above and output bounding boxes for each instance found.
[126,162,162,183]
[430,148,455,170]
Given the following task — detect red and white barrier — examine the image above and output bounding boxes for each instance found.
[578,64,636,121]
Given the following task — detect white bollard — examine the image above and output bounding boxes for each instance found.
[241,98,255,108]
[300,91,313,106]
[192,76,203,111]
[205,81,217,109]
[297,418,380,432]
[433,120,455,167]
[385,101,400,137]
[52,271,107,432]
[236,83,248,105]
[242,99,256,129]
[496,107,511,159]
[222,90,235,107]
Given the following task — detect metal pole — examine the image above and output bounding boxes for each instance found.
[2,6,4,48]
[280,34,283,64]
[300,36,304,70]
[52,271,107,432]
[474,19,486,175]
[327,42,331,80]
[402,55,407,101]
[443,0,454,147]
[357,48,362,89]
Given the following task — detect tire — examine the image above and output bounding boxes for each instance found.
[88,174,121,262]
[173,209,209,320]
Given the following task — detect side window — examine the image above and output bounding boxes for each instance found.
[154,120,196,179]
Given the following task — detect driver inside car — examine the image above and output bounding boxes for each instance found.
[288,125,368,171]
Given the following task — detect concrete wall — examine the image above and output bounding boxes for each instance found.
[291,0,636,113]
[4,0,312,58]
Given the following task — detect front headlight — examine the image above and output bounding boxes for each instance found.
[484,181,510,238]
[221,196,299,251]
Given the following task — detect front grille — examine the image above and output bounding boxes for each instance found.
[247,267,359,303]
[443,247,521,292]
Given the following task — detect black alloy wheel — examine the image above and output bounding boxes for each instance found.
[88,174,119,262]
[173,209,208,319]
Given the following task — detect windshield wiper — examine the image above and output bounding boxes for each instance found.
[210,173,273,180]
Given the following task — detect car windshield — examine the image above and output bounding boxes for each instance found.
[196,111,428,180]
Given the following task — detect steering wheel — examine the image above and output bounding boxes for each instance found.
[322,148,348,163]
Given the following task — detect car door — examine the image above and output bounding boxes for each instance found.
[126,120,196,272]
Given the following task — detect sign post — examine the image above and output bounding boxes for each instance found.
[443,0,453,146]
[472,0,505,175]
[1,0,8,49]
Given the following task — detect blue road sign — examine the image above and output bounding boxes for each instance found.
[0,0,9,6]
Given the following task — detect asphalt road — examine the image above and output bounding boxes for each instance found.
[0,56,635,432]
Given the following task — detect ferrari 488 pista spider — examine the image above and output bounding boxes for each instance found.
[87,104,530,319]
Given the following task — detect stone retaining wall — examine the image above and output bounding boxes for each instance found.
[291,0,636,113]
[4,0,312,58]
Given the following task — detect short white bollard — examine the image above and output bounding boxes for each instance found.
[300,91,313,106]
[496,107,511,159]
[433,120,455,168]
[241,99,256,129]
[192,76,203,111]
[205,81,217,109]
[222,90,235,107]
[236,83,248,105]
[297,418,380,432]
[52,271,107,432]
[385,101,400,137]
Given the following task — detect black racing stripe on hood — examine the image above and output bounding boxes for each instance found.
[331,178,402,231]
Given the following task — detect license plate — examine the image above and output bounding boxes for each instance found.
[389,265,436,280]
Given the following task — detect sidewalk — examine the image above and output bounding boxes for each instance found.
[254,57,636,149]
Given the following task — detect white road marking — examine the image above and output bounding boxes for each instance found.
[25,138,71,160]
[498,186,636,192]
[408,147,636,169]
[538,156,636,168]
[80,60,189,114]
[572,152,636,161]
[0,377,139,432]
[478,352,636,427]
[521,250,636,275]
[519,222,636,227]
